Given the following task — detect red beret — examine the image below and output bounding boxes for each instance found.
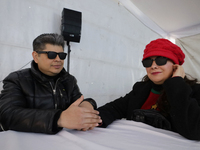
[142,38,185,65]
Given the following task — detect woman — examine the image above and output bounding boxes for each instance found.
[98,38,200,140]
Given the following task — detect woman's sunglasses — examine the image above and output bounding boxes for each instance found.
[142,56,168,68]
[36,51,67,60]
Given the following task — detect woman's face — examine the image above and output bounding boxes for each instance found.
[145,56,174,85]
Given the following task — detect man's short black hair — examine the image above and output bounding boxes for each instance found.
[33,33,65,51]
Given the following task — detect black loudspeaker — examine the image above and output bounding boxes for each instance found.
[61,8,82,43]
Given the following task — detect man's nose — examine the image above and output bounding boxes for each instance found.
[54,54,61,61]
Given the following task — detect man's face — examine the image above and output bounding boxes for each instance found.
[32,44,65,76]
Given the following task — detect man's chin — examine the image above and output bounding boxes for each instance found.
[50,69,62,76]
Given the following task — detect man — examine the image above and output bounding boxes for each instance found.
[0,33,101,134]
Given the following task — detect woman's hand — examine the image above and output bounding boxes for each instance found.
[172,64,185,78]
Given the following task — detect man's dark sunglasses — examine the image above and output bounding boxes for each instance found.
[142,56,168,68]
[36,51,67,60]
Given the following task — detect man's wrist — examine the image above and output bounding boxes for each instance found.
[54,110,63,130]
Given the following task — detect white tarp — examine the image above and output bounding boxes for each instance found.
[176,34,200,80]
[0,120,200,150]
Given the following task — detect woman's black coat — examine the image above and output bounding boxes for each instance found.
[98,77,200,140]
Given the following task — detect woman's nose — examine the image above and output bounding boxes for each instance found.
[151,60,158,68]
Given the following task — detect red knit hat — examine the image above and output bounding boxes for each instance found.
[142,38,185,65]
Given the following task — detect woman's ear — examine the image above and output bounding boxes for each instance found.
[32,51,38,63]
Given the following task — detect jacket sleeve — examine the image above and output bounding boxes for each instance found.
[67,75,82,103]
[0,73,62,134]
[97,81,152,128]
[97,86,136,128]
[163,77,200,140]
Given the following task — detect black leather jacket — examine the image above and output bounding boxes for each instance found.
[0,61,82,134]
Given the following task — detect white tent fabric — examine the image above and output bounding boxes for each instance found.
[119,0,200,39]
[176,34,200,80]
[118,0,168,38]
[171,25,200,39]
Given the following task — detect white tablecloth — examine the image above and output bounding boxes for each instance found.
[0,120,199,150]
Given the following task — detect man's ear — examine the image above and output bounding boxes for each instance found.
[32,51,38,63]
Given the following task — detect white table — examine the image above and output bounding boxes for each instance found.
[0,120,199,150]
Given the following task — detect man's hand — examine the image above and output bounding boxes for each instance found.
[57,95,102,130]
[78,100,99,131]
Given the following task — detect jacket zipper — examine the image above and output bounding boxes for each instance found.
[49,78,60,109]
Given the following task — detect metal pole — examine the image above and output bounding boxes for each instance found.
[67,41,71,73]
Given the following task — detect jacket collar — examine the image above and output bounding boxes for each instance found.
[30,60,69,82]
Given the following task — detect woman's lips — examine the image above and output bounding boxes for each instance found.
[151,72,161,75]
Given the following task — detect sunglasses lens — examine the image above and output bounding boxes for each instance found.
[58,53,67,60]
[48,52,57,59]
[142,57,168,68]
[156,57,168,66]
[142,58,152,67]
[47,52,67,60]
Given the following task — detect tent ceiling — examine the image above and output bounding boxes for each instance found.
[121,0,200,38]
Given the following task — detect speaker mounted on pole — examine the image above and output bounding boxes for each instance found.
[61,8,82,43]
[61,8,82,73]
